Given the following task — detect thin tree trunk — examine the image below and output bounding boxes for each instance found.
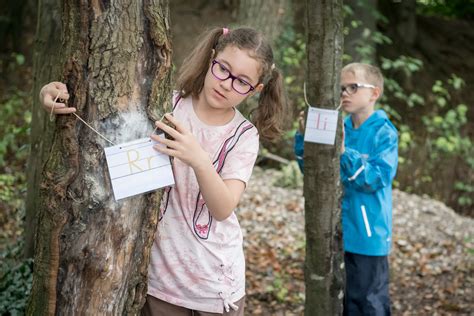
[304,0,344,315]
[26,0,172,314]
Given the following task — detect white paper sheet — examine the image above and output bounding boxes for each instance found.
[304,106,339,145]
[104,136,174,200]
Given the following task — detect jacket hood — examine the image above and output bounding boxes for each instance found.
[344,110,396,132]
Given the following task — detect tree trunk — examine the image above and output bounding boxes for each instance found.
[24,0,62,259]
[238,0,289,43]
[26,0,172,314]
[304,0,344,315]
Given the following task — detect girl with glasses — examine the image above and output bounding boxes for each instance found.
[40,26,286,315]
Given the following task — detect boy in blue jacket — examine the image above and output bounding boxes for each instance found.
[295,63,398,315]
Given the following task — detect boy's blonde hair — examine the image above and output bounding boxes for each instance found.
[342,63,384,96]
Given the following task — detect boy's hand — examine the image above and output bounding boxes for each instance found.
[39,82,76,114]
[151,114,211,170]
[298,110,305,134]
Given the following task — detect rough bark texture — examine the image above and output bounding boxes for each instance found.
[24,0,62,259]
[26,0,171,315]
[304,0,344,315]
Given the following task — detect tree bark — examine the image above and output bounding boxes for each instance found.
[238,0,289,43]
[304,0,344,315]
[24,0,62,259]
[26,0,172,314]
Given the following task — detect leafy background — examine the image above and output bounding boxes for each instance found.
[0,0,472,314]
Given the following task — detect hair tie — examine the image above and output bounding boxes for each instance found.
[222,28,229,35]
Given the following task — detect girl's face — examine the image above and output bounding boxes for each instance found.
[200,45,263,111]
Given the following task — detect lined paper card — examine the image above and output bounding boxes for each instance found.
[104,135,175,200]
[304,106,339,145]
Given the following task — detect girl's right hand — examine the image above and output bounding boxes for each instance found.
[39,81,76,114]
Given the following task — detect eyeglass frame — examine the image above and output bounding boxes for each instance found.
[210,59,257,95]
[340,83,376,96]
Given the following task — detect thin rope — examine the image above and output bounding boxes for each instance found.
[303,81,343,111]
[50,91,116,146]
[50,90,173,147]
[50,92,60,122]
[303,82,311,107]
[71,112,116,146]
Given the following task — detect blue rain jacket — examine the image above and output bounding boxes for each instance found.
[294,110,398,256]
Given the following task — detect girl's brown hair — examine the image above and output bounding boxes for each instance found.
[176,27,285,142]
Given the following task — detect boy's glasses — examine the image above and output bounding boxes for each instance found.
[340,83,375,95]
[211,60,256,95]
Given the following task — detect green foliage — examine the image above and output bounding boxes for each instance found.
[274,22,306,115]
[0,241,33,315]
[273,161,303,189]
[0,88,30,247]
[344,2,473,213]
[381,56,423,77]
[416,0,474,19]
[0,92,31,168]
[383,60,473,210]
[343,2,391,63]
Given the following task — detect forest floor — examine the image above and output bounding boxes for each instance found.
[240,167,473,316]
[1,166,472,315]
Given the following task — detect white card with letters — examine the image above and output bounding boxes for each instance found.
[304,106,339,145]
[104,135,174,200]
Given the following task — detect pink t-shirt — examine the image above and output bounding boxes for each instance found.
[147,94,259,313]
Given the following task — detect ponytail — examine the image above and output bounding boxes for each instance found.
[253,67,285,142]
[176,28,223,98]
[176,26,286,142]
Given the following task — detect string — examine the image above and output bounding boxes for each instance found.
[50,91,116,146]
[71,112,116,146]
[303,82,311,107]
[50,92,61,122]
[50,91,171,147]
[303,81,343,110]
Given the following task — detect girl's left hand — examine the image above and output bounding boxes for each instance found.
[151,114,211,170]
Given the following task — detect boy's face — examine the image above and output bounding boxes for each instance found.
[340,70,380,115]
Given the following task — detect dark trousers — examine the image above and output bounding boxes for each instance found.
[343,252,391,316]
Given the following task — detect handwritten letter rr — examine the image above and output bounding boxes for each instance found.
[104,136,175,200]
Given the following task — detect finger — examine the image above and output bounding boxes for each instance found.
[53,107,77,114]
[44,99,68,110]
[155,120,181,140]
[151,133,181,149]
[52,82,69,93]
[150,134,176,148]
[153,144,178,157]
[163,113,187,133]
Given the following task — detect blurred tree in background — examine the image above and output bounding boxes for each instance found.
[0,0,473,313]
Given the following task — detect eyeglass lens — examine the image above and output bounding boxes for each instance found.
[211,61,253,95]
